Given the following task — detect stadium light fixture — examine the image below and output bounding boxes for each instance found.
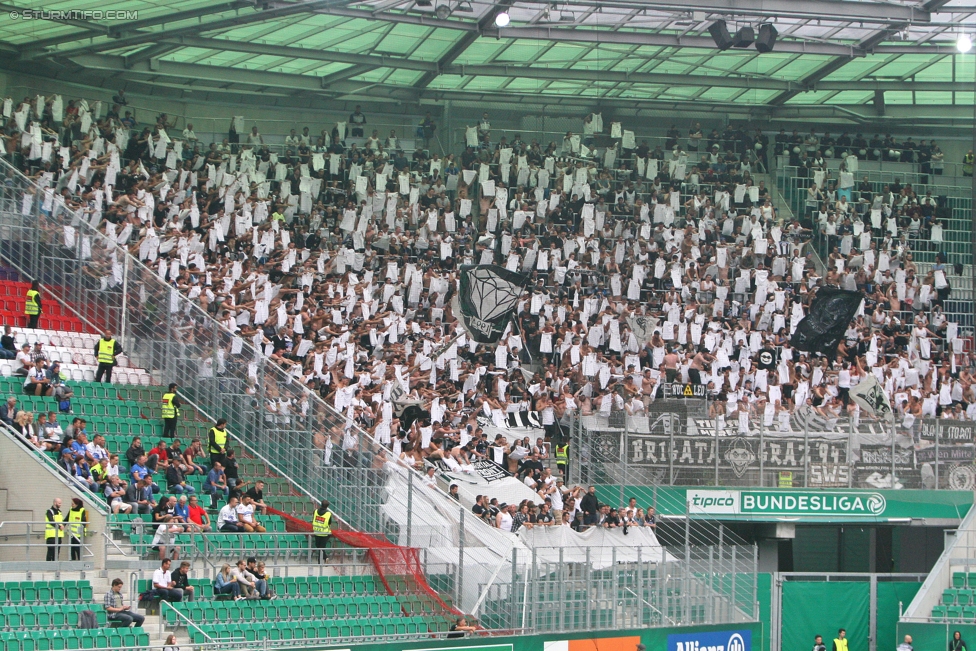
[434,2,451,19]
[958,33,973,53]
[495,11,510,27]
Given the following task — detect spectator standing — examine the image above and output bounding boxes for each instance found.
[897,636,913,651]
[151,558,183,602]
[93,331,122,383]
[349,105,366,137]
[812,635,826,651]
[163,634,180,651]
[44,497,64,561]
[950,632,967,651]
[104,578,145,628]
[24,280,41,329]
[161,383,181,439]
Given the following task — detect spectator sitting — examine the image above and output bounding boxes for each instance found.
[245,557,275,599]
[0,396,18,425]
[104,578,145,628]
[172,560,195,602]
[104,475,132,514]
[230,559,264,600]
[0,325,16,360]
[40,411,62,450]
[125,476,155,515]
[182,439,206,475]
[166,460,194,495]
[217,496,243,532]
[12,411,40,449]
[13,344,30,376]
[47,362,73,410]
[152,496,184,560]
[214,563,243,601]
[204,462,229,508]
[150,558,183,602]
[186,495,212,532]
[147,440,171,472]
[24,359,52,396]
[242,480,267,513]
[236,495,265,533]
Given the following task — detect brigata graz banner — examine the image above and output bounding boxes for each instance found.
[687,489,887,518]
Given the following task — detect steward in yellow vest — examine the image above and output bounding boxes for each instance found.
[24,280,41,329]
[94,331,122,384]
[161,383,181,438]
[312,500,333,562]
[832,629,848,651]
[208,418,229,465]
[45,498,63,561]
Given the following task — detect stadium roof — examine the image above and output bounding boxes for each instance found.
[1,0,975,114]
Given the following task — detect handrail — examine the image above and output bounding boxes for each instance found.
[159,599,215,644]
[0,520,95,561]
[0,420,108,515]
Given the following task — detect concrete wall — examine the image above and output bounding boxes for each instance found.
[0,427,106,567]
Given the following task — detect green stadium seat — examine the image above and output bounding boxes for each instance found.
[944,589,959,605]
[948,606,964,620]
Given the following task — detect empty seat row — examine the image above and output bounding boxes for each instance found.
[0,604,107,630]
[0,581,92,604]
[0,627,149,651]
[951,572,976,588]
[164,594,402,625]
[942,588,976,605]
[188,616,447,644]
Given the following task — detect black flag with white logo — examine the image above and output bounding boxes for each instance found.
[790,287,863,357]
[453,264,529,345]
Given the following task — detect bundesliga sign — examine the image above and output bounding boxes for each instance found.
[687,489,887,517]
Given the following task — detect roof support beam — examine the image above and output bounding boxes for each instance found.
[766,24,905,105]
[595,0,930,23]
[484,26,862,56]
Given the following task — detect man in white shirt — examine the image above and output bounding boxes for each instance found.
[422,466,437,489]
[151,558,183,602]
[235,495,266,533]
[14,344,32,376]
[229,559,262,599]
[182,124,197,141]
[247,126,263,146]
[86,434,109,464]
[217,496,243,532]
[24,359,52,396]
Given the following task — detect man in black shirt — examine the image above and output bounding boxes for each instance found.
[0,325,15,360]
[580,486,599,526]
[243,480,267,513]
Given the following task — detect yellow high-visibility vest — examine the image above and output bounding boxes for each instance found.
[555,445,568,464]
[209,427,227,454]
[834,639,848,651]
[161,393,177,419]
[45,509,64,540]
[24,290,40,316]
[312,510,332,536]
[97,339,116,365]
[67,507,87,538]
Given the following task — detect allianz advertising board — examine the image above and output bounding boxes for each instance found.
[687,489,887,518]
[667,630,751,651]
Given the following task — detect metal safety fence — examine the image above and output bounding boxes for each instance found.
[0,156,757,631]
[571,399,976,494]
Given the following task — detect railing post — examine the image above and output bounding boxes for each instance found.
[457,507,464,610]
[759,416,765,487]
[120,254,130,348]
[406,472,413,549]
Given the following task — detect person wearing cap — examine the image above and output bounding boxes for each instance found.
[13,343,31,376]
[245,557,275,599]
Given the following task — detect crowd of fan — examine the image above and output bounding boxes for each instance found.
[4,90,975,523]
